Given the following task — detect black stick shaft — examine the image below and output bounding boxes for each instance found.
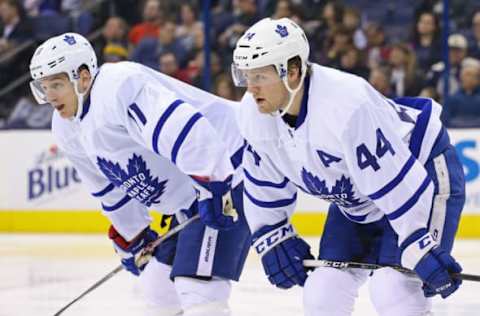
[303,259,480,282]
[53,214,200,316]
[53,265,123,316]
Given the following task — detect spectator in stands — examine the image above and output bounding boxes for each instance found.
[23,0,61,16]
[93,16,129,65]
[187,51,222,89]
[342,7,367,50]
[158,51,191,84]
[338,46,369,79]
[364,22,389,69]
[369,65,396,98]
[128,0,162,46]
[410,11,442,73]
[310,0,344,63]
[182,22,205,59]
[322,25,353,67]
[321,0,344,31]
[176,3,203,51]
[213,73,237,100]
[415,0,476,31]
[424,34,468,100]
[102,43,128,63]
[130,19,188,70]
[468,11,480,60]
[388,42,423,97]
[443,59,480,127]
[209,0,235,40]
[0,0,32,53]
[271,0,293,20]
[218,0,259,65]
[176,3,202,53]
[0,0,33,110]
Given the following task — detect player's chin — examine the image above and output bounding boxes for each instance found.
[59,110,74,119]
[256,101,273,114]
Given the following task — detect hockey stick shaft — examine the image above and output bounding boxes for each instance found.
[303,259,480,282]
[53,214,200,316]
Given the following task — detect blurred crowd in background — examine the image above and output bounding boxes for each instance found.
[1,0,480,129]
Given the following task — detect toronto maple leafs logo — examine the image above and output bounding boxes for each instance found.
[97,154,167,207]
[245,32,256,40]
[63,35,76,45]
[275,24,289,38]
[301,168,361,208]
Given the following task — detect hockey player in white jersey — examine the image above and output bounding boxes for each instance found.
[29,33,251,316]
[232,18,465,316]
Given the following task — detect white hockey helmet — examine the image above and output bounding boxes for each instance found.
[232,18,309,115]
[232,17,309,84]
[29,33,98,118]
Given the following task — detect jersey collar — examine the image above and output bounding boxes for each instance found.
[79,70,100,121]
[295,74,310,129]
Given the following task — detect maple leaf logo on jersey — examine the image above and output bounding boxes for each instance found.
[97,154,167,207]
[301,168,362,208]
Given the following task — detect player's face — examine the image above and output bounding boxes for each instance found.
[39,74,78,119]
[244,66,288,114]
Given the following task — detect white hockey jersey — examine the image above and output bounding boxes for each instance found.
[237,63,446,245]
[53,62,244,240]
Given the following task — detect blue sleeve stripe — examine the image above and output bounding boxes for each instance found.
[408,101,432,158]
[244,169,289,189]
[171,112,203,164]
[128,103,147,125]
[244,188,296,208]
[230,141,246,169]
[393,97,428,111]
[127,111,137,123]
[368,155,416,200]
[92,183,115,197]
[102,195,132,212]
[152,99,185,154]
[386,175,432,221]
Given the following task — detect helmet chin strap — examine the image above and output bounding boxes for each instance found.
[275,66,307,118]
[71,78,89,122]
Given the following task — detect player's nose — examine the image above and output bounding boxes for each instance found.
[247,84,260,94]
[45,91,58,104]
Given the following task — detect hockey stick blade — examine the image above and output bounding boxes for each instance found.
[53,214,200,316]
[303,259,480,282]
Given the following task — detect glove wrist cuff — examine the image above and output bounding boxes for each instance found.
[401,231,437,269]
[252,221,297,257]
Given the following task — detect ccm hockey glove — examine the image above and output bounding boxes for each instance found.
[401,229,462,298]
[252,219,314,289]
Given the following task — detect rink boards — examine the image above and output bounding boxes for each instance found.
[1,130,480,237]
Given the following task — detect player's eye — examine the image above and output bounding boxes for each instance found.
[255,74,264,81]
